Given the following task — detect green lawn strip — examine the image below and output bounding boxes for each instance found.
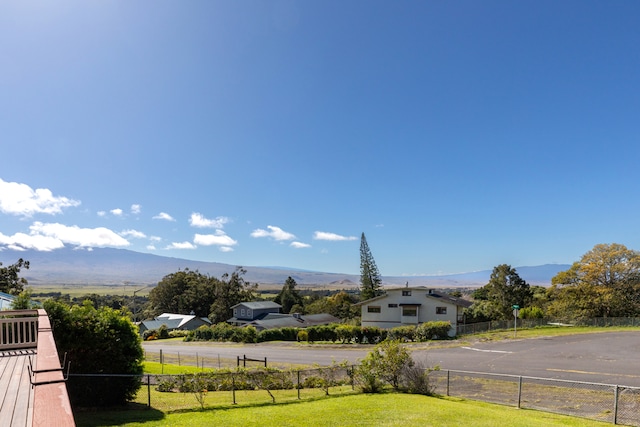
[467,325,640,342]
[75,393,613,427]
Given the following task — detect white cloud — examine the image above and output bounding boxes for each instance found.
[189,212,230,229]
[120,229,146,239]
[251,225,296,241]
[153,212,175,221]
[146,244,157,250]
[194,232,238,247]
[0,231,65,251]
[219,246,234,252]
[0,179,80,217]
[313,231,357,241]
[97,211,106,217]
[290,241,311,249]
[29,221,130,247]
[111,208,123,216]
[166,241,196,250]
[149,236,162,242]
[131,204,141,215]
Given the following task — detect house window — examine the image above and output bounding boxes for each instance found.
[247,309,252,318]
[402,290,412,296]
[241,309,246,316]
[233,309,238,316]
[388,303,398,308]
[367,306,381,313]
[436,307,447,315]
[402,307,417,317]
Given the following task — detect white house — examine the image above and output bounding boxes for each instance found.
[356,287,472,337]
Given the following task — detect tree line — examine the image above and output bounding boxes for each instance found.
[467,243,640,322]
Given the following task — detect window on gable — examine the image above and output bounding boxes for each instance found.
[367,306,381,313]
[436,307,447,315]
[402,290,411,296]
[247,309,252,317]
[388,303,398,308]
[241,309,246,316]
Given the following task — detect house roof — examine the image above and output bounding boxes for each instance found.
[231,301,282,310]
[426,291,473,308]
[248,313,340,330]
[355,287,472,308]
[156,313,212,328]
[141,319,182,330]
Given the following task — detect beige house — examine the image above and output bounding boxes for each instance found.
[356,287,472,337]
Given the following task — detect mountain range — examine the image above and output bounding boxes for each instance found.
[0,247,569,289]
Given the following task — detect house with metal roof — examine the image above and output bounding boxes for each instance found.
[248,312,340,331]
[138,313,211,336]
[355,287,472,337]
[227,301,340,330]
[227,301,282,326]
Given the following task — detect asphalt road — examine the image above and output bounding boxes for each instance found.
[143,331,640,387]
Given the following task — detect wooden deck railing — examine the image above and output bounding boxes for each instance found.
[0,310,39,350]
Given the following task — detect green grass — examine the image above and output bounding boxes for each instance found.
[74,392,613,427]
[464,325,640,342]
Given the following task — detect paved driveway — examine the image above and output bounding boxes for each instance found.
[143,331,640,387]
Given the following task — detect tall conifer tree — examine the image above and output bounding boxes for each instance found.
[360,232,383,300]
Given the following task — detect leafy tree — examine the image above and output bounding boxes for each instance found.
[43,299,143,406]
[0,258,29,295]
[209,267,257,322]
[304,291,359,320]
[360,232,384,300]
[274,276,303,314]
[149,268,217,317]
[470,264,532,320]
[148,267,256,322]
[548,243,640,319]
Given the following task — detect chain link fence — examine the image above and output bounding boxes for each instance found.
[69,365,357,412]
[430,369,640,426]
[70,368,640,425]
[457,317,640,336]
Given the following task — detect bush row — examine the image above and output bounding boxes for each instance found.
[155,366,351,393]
[184,321,451,344]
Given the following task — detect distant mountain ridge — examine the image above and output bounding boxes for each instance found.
[0,247,569,288]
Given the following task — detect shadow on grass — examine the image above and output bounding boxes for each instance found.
[73,402,165,427]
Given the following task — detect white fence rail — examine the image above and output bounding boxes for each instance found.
[0,310,39,350]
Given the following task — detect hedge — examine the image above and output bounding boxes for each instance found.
[185,321,451,344]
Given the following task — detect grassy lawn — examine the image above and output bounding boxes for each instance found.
[74,392,614,427]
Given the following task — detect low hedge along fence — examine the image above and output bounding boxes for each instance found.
[182,321,451,344]
[155,367,351,393]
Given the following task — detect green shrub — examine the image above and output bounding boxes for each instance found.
[361,326,386,344]
[307,324,338,342]
[355,340,414,392]
[43,299,143,407]
[242,325,258,343]
[297,330,309,342]
[388,325,416,342]
[415,321,451,341]
[158,324,170,339]
[336,324,357,343]
[519,306,544,319]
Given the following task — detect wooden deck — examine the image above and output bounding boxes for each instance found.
[0,310,75,427]
[0,349,36,427]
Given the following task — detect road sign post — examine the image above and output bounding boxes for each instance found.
[512,305,520,338]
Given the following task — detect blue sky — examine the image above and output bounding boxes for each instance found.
[1,1,639,276]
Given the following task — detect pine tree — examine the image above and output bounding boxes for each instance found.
[360,232,383,300]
